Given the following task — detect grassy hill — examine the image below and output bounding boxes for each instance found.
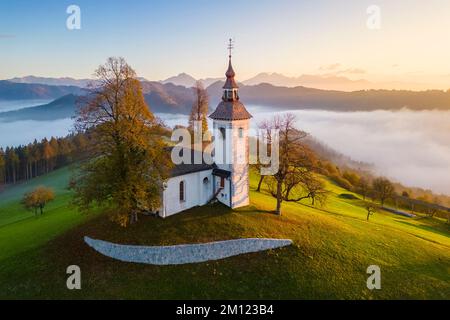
[0,167,100,262]
[0,166,76,228]
[0,168,448,299]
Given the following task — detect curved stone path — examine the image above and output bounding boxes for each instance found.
[84,236,293,265]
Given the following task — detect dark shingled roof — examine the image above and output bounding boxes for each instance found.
[209,100,253,121]
[210,54,252,121]
[168,147,213,177]
[223,60,239,89]
[212,168,231,178]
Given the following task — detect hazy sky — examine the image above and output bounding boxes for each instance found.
[1,0,450,87]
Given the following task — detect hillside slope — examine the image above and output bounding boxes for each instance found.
[3,81,449,120]
[207,82,450,111]
[0,169,448,299]
[0,81,82,100]
[0,94,78,121]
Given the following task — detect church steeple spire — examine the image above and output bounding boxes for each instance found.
[209,39,252,121]
[223,38,239,98]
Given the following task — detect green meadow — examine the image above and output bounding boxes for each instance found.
[0,167,448,299]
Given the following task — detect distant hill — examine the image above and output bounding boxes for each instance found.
[208,82,450,111]
[0,94,78,121]
[161,73,222,88]
[0,82,194,121]
[7,73,447,92]
[2,81,449,123]
[108,80,450,113]
[200,77,224,88]
[0,81,82,100]
[142,81,194,114]
[242,72,445,91]
[243,73,373,91]
[161,73,197,88]
[7,76,92,88]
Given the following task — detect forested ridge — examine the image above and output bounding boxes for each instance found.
[0,134,89,186]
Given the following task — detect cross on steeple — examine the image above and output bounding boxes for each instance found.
[223,38,238,97]
[227,38,234,59]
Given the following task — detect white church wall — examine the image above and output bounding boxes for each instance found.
[231,165,250,208]
[212,119,250,208]
[231,119,250,208]
[161,170,213,218]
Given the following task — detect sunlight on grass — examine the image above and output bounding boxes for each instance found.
[0,167,448,299]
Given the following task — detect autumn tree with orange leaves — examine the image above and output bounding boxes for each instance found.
[22,186,55,215]
[73,57,172,226]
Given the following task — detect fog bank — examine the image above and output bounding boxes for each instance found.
[0,99,52,112]
[0,118,73,148]
[0,106,448,195]
[249,106,450,195]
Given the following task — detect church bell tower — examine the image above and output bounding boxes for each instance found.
[209,39,252,208]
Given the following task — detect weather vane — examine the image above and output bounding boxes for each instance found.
[227,38,234,58]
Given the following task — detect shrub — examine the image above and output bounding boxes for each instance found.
[22,186,55,215]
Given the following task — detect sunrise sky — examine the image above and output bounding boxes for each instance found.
[1,0,450,89]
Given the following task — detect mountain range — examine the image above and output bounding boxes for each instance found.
[242,73,374,91]
[158,72,442,92]
[8,72,448,92]
[1,78,450,123]
[161,73,222,88]
[0,80,82,100]
[6,76,92,88]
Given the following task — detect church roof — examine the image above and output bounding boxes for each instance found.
[212,168,231,178]
[168,147,213,177]
[209,100,253,121]
[223,60,239,89]
[210,42,252,121]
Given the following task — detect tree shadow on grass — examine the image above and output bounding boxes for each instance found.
[396,220,450,240]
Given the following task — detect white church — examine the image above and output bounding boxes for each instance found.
[159,49,253,218]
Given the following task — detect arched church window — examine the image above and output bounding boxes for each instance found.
[219,127,226,140]
[203,177,209,184]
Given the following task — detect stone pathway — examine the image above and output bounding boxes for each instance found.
[84,236,293,265]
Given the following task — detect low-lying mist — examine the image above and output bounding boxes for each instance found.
[0,118,73,148]
[0,99,52,112]
[250,106,450,195]
[1,106,449,195]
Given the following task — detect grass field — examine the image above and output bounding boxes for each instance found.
[0,167,100,262]
[0,167,75,227]
[0,168,448,299]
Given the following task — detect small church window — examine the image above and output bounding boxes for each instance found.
[179,181,185,202]
[238,127,243,138]
[220,177,225,188]
[219,127,226,139]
